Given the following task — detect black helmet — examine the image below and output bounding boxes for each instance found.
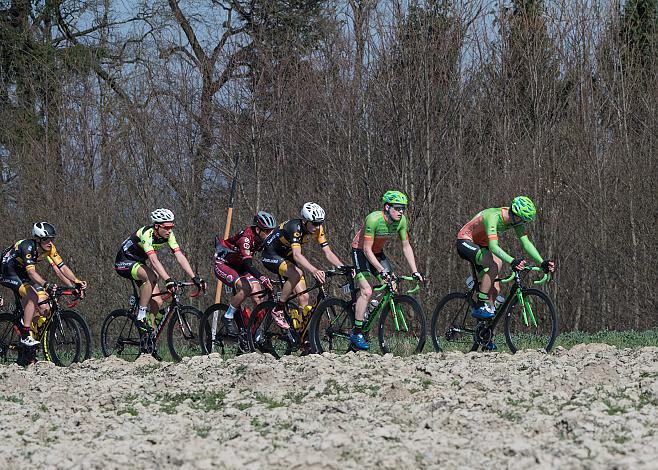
[33,222,57,239]
[253,211,277,230]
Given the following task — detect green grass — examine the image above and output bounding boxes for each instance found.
[555,329,658,349]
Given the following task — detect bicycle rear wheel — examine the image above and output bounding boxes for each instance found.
[249,301,295,359]
[430,292,478,353]
[378,295,426,355]
[0,312,21,364]
[100,309,142,361]
[309,298,354,354]
[504,288,558,353]
[167,305,203,362]
[46,310,92,366]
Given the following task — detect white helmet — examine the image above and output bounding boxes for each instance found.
[33,222,57,238]
[150,208,175,224]
[300,202,325,223]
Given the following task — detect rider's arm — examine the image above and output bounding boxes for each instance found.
[514,224,543,264]
[147,252,172,280]
[401,238,420,273]
[291,246,319,274]
[242,257,264,279]
[26,267,47,288]
[321,245,344,268]
[363,237,386,273]
[173,250,196,279]
[50,264,78,287]
[483,211,514,264]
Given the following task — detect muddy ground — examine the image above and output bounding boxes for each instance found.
[1,344,657,469]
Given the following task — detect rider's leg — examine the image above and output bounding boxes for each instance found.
[135,265,157,322]
[353,275,372,328]
[21,287,39,335]
[280,263,302,304]
[476,250,496,306]
[489,255,503,301]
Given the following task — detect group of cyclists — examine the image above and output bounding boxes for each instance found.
[0,190,555,354]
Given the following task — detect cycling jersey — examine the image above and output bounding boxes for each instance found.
[351,211,408,253]
[2,239,65,273]
[214,226,266,285]
[118,226,181,262]
[457,207,542,264]
[264,219,329,259]
[1,239,66,297]
[115,226,181,282]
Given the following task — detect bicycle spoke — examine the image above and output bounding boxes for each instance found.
[504,289,558,353]
[431,292,479,353]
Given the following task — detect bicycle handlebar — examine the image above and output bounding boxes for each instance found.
[373,275,421,295]
[155,281,203,301]
[499,266,550,286]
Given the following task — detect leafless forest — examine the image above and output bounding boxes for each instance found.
[1,0,656,333]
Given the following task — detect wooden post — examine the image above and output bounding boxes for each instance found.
[214,154,240,304]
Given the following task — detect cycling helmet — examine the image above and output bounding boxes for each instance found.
[150,208,175,224]
[32,222,57,239]
[510,196,536,222]
[300,202,325,223]
[382,190,408,206]
[253,211,277,230]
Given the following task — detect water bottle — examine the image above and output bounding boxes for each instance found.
[465,276,474,289]
[364,299,379,322]
[129,294,137,307]
[493,295,505,311]
[155,309,165,326]
[289,308,302,331]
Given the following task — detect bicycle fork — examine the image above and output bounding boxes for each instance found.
[515,290,537,327]
[389,298,410,332]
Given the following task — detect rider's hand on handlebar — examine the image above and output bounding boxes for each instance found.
[165,278,177,293]
[541,260,555,274]
[259,275,273,291]
[412,271,424,283]
[44,283,58,297]
[511,258,527,272]
[312,269,326,284]
[379,270,393,284]
[192,276,207,292]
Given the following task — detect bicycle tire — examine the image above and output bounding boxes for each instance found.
[198,303,229,355]
[309,298,354,354]
[247,300,294,359]
[378,295,426,355]
[0,312,21,364]
[46,310,92,366]
[167,305,203,362]
[100,309,142,361]
[504,288,558,353]
[430,292,478,353]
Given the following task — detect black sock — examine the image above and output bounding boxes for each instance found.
[353,319,363,334]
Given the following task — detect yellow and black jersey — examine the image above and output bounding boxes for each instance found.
[1,239,65,272]
[263,218,328,258]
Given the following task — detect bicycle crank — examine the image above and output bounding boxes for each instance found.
[474,322,493,348]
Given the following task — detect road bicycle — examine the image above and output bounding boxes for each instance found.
[100,281,203,362]
[431,265,557,353]
[309,273,426,356]
[248,266,354,359]
[0,287,92,366]
[197,279,283,358]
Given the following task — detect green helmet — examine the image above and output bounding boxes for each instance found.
[382,190,408,206]
[511,196,536,222]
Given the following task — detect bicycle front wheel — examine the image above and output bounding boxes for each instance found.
[309,298,354,354]
[46,310,92,366]
[378,295,426,356]
[430,292,478,353]
[100,309,142,361]
[504,288,558,353]
[167,305,203,362]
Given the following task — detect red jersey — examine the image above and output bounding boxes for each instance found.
[216,226,265,267]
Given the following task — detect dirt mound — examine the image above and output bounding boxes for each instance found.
[1,345,657,469]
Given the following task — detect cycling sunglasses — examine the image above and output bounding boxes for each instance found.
[158,224,175,230]
[391,205,407,212]
[38,237,56,243]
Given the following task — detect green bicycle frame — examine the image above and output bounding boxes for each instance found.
[500,267,549,327]
[362,276,420,333]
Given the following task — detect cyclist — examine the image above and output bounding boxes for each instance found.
[214,211,277,335]
[456,196,555,321]
[0,222,87,347]
[350,190,423,350]
[114,208,206,329]
[261,202,346,329]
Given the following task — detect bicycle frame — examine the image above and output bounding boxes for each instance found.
[361,276,420,334]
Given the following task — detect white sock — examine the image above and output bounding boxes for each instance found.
[224,305,237,319]
[137,306,148,321]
